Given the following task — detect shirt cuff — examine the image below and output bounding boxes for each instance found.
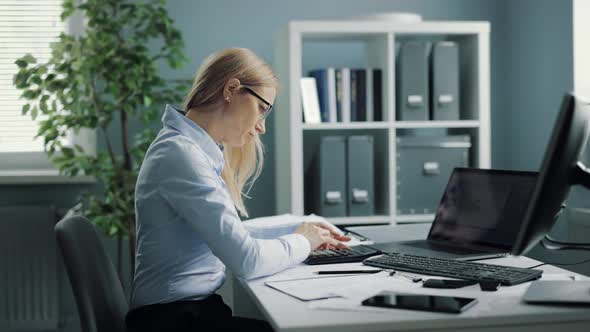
[279,233,311,263]
[285,222,302,234]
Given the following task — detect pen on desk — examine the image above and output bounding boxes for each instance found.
[316,270,382,275]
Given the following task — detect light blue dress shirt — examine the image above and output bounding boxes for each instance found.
[130,105,311,309]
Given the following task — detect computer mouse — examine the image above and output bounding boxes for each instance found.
[479,280,500,291]
[423,279,478,289]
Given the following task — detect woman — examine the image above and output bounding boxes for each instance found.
[125,48,350,332]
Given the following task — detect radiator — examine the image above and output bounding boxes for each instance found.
[0,206,59,331]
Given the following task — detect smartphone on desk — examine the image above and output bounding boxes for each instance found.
[362,291,478,314]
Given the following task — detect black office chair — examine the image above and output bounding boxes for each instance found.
[55,215,128,332]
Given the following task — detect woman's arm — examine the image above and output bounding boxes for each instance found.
[242,219,301,239]
[155,141,311,280]
[242,219,351,243]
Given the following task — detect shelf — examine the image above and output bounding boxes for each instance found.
[274,19,491,227]
[394,120,480,129]
[291,20,490,36]
[301,122,392,130]
[395,214,435,224]
[326,215,391,226]
[301,120,481,130]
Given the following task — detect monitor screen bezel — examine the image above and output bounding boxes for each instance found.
[511,93,590,255]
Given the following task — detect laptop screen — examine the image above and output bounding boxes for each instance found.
[428,168,538,250]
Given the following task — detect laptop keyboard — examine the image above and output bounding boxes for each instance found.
[304,245,381,265]
[364,252,543,285]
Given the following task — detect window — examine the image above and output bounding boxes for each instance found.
[574,0,590,97]
[574,0,590,166]
[0,0,94,182]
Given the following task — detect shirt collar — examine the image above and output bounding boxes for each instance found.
[162,104,225,175]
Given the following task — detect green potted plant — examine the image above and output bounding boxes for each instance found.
[13,0,188,282]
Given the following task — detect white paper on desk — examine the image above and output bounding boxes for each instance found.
[242,213,301,228]
[265,276,344,301]
[243,213,373,246]
[265,272,389,301]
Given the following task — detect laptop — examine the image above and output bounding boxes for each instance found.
[369,168,538,261]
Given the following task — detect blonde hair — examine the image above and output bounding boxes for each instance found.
[182,48,278,217]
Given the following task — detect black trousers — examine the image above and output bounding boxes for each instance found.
[125,294,274,332]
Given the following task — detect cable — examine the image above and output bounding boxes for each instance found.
[545,234,590,247]
[527,256,590,269]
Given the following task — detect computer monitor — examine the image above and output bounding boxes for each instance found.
[512,93,590,256]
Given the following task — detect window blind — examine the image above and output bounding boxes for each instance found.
[0,0,65,153]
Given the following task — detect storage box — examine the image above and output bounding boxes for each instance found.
[310,136,347,217]
[430,41,460,120]
[396,135,470,215]
[396,41,430,121]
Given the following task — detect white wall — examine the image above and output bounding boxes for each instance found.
[574,0,590,97]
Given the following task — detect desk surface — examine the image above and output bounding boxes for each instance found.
[238,225,590,332]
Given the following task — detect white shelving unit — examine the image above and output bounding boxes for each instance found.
[274,20,490,225]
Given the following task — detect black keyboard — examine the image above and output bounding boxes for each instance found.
[304,245,381,265]
[363,252,543,285]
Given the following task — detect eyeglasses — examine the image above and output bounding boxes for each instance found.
[240,86,273,122]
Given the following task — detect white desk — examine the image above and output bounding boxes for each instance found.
[234,225,590,332]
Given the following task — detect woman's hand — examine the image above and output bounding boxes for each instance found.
[294,222,351,251]
[308,222,351,250]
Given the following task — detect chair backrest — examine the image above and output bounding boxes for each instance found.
[55,215,128,332]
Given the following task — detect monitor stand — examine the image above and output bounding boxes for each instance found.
[531,234,590,304]
[529,176,590,305]
[542,234,590,251]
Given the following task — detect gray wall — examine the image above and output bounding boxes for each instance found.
[164,0,507,218]
[1,0,578,215]
[4,0,573,219]
[1,0,510,218]
[501,0,574,171]
[498,0,590,276]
